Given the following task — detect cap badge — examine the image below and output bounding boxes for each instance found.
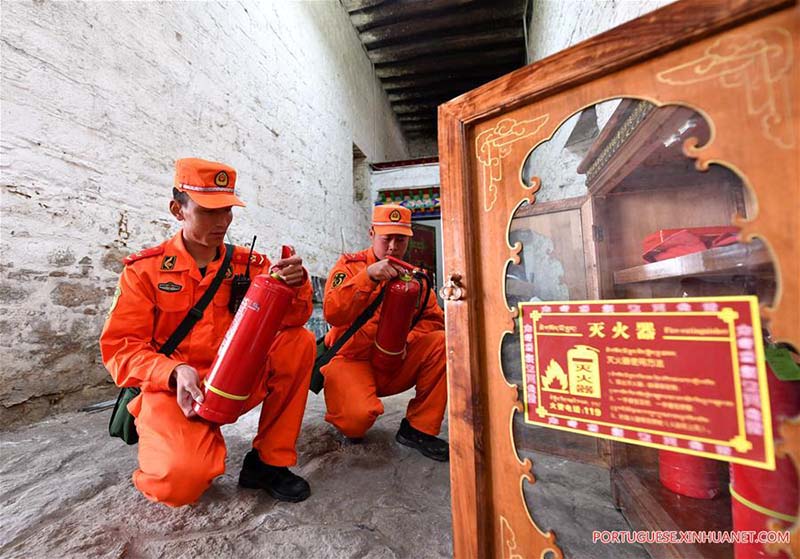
[214,171,229,187]
[389,209,401,222]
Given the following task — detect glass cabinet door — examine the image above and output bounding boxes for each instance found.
[504,98,786,559]
[439,3,799,558]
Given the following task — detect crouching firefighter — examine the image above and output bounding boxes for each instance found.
[320,204,449,461]
[100,157,316,507]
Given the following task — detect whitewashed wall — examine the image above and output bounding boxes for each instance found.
[0,0,408,425]
[370,163,440,202]
[527,0,677,62]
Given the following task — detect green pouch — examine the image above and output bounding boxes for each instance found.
[309,336,327,394]
[108,386,141,445]
[107,243,233,445]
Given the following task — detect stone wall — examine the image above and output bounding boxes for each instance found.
[0,1,408,426]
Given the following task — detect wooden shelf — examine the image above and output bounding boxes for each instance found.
[613,466,732,559]
[613,242,773,285]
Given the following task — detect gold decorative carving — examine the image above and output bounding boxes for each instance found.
[585,101,655,184]
[500,516,526,559]
[476,116,550,212]
[657,28,795,149]
[767,416,800,558]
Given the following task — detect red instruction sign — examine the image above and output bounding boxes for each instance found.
[519,297,773,469]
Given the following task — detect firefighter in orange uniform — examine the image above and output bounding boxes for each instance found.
[322,204,448,461]
[100,158,315,506]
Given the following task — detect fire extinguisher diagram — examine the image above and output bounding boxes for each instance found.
[194,246,296,424]
[370,256,431,373]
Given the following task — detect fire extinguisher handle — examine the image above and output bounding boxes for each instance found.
[270,245,297,283]
[281,245,295,259]
[386,255,414,271]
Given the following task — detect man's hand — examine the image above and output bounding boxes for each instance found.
[171,364,204,418]
[367,259,408,282]
[271,255,305,287]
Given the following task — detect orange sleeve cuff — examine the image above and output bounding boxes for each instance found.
[146,357,185,392]
[282,272,313,327]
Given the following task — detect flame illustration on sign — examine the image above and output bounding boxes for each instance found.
[541,358,568,392]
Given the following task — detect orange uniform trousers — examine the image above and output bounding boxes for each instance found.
[322,330,446,438]
[129,326,314,507]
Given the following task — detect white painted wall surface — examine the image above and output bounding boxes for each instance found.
[0,0,407,424]
[370,162,440,201]
[527,0,677,62]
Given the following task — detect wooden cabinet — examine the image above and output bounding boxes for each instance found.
[438,1,799,558]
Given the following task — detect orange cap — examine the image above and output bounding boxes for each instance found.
[372,204,412,236]
[174,158,245,209]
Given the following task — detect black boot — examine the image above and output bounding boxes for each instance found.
[238,449,311,503]
[395,418,449,462]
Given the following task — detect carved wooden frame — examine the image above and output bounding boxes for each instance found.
[438,1,799,557]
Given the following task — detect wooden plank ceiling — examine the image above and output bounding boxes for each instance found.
[342,0,529,146]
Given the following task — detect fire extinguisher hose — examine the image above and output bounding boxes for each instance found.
[410,271,431,329]
[729,484,798,523]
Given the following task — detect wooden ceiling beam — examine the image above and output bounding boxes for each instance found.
[387,80,493,103]
[358,6,523,48]
[365,28,524,65]
[404,131,437,141]
[341,0,386,13]
[398,114,437,123]
[375,47,524,79]
[344,0,528,143]
[398,115,437,124]
[392,102,443,114]
[349,0,477,31]
[380,66,519,91]
[402,123,438,132]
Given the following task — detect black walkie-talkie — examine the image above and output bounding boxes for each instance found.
[229,235,257,314]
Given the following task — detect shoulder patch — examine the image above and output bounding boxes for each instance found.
[232,250,266,267]
[123,245,164,265]
[342,252,367,263]
[331,272,347,288]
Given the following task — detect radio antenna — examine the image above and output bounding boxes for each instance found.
[245,235,257,275]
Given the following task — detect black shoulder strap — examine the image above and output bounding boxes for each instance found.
[159,243,234,357]
[320,288,385,362]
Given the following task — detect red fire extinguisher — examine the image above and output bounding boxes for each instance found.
[730,356,799,559]
[658,450,723,499]
[370,256,429,373]
[194,246,296,424]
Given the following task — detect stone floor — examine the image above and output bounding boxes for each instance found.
[0,392,452,559]
[1,391,648,559]
[523,452,647,559]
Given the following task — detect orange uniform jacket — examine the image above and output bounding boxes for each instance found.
[101,232,313,390]
[323,248,444,357]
